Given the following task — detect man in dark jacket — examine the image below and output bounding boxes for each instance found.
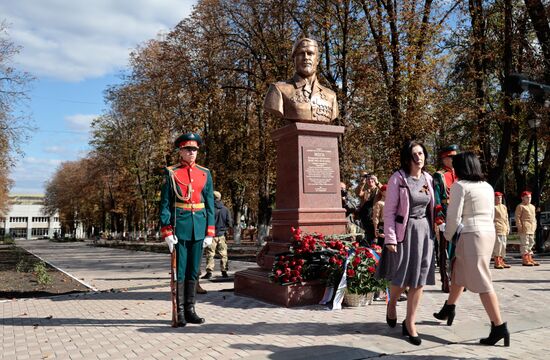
[202,191,233,279]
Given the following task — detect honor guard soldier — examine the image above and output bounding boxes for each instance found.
[160,132,215,327]
[433,144,459,293]
[264,38,339,123]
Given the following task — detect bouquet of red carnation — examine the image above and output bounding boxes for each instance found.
[344,244,387,294]
[270,255,305,285]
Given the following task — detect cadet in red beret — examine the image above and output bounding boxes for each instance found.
[492,192,511,269]
[515,191,539,266]
[160,132,215,327]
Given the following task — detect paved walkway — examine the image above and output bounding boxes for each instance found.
[1,239,548,359]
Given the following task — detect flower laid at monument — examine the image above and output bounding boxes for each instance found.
[270,227,387,299]
[344,245,385,295]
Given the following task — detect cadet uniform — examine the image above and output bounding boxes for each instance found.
[515,190,539,266]
[160,132,215,326]
[433,145,459,293]
[492,192,511,269]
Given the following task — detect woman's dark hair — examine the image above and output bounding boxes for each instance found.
[452,152,485,181]
[399,140,429,172]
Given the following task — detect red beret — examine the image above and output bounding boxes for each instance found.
[380,184,387,192]
[521,191,532,197]
[494,192,503,196]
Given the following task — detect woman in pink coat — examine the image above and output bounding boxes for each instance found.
[376,140,435,346]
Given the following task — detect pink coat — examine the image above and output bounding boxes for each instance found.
[383,170,435,245]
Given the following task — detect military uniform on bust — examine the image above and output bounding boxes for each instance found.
[433,145,459,293]
[160,132,215,327]
[263,37,339,124]
[515,191,539,266]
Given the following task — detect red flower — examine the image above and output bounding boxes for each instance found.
[275,269,283,276]
[352,256,361,267]
[368,266,376,273]
[352,241,359,248]
[347,268,356,277]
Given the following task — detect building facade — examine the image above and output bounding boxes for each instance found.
[0,195,62,240]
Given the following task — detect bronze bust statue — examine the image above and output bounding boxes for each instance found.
[264,38,339,124]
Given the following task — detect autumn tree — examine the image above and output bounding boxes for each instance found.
[0,21,33,212]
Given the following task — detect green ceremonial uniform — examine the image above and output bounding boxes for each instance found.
[160,162,215,281]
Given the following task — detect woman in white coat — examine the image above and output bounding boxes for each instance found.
[433,152,509,347]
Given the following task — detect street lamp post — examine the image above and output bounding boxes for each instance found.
[528,118,542,252]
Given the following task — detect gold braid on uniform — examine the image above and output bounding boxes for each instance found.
[167,167,192,202]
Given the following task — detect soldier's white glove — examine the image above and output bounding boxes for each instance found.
[165,234,178,253]
[438,223,446,232]
[203,236,213,249]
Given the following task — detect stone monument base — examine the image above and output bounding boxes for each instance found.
[234,268,326,307]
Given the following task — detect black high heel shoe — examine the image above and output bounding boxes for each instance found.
[480,322,510,346]
[433,300,456,326]
[402,320,422,346]
[386,304,397,328]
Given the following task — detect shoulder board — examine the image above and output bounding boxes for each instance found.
[274,81,292,88]
[195,164,210,172]
[320,85,336,96]
[166,164,180,172]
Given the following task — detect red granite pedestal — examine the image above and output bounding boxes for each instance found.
[234,122,347,307]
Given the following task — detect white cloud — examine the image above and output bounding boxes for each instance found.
[43,145,67,154]
[1,0,196,81]
[65,114,98,132]
[10,157,65,194]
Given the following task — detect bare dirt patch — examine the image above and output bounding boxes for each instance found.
[0,245,90,300]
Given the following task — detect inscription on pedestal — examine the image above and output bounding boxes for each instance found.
[302,146,336,193]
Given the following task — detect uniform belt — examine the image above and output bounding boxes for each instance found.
[410,215,426,219]
[175,203,205,210]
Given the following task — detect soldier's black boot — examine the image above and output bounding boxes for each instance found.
[176,281,186,327]
[480,322,510,346]
[433,300,456,326]
[184,280,205,324]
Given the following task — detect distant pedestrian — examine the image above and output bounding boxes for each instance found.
[202,191,232,279]
[515,191,539,266]
[433,152,510,347]
[492,192,511,269]
[355,172,380,244]
[372,184,387,247]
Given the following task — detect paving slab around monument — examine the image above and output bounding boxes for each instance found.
[1,239,548,359]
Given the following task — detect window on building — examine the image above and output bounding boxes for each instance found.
[32,217,50,223]
[9,217,28,223]
[10,229,27,238]
[53,217,60,223]
[31,228,49,236]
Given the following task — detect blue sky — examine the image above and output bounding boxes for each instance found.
[2,0,196,194]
